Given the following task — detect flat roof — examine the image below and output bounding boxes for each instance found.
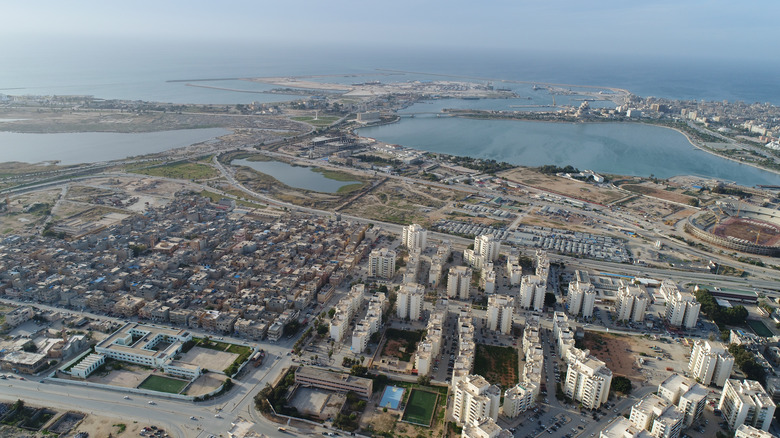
[295,366,372,390]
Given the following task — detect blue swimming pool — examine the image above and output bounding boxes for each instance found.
[378,385,405,410]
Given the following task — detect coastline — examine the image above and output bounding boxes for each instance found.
[440,112,780,181]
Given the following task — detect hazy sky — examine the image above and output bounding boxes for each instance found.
[4,0,778,61]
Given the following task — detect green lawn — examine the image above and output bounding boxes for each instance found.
[747,319,773,337]
[138,375,189,394]
[402,389,438,426]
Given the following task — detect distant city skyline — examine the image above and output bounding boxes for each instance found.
[3,0,779,63]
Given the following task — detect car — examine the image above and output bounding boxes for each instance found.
[215,414,222,418]
[39,380,45,383]
[148,401,156,405]
[123,396,130,399]
[190,416,197,420]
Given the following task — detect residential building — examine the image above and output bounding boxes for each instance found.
[663,281,701,329]
[688,340,734,387]
[563,352,612,409]
[615,284,648,323]
[368,248,396,279]
[415,309,446,376]
[464,234,501,270]
[657,373,708,427]
[535,250,550,286]
[295,366,373,399]
[481,264,496,295]
[567,280,596,318]
[351,293,385,353]
[397,282,424,320]
[629,394,684,438]
[718,379,775,432]
[600,417,654,438]
[502,383,536,417]
[519,275,545,311]
[734,424,774,438]
[486,294,514,334]
[5,306,34,328]
[461,417,513,438]
[448,266,472,300]
[452,374,501,426]
[402,224,428,252]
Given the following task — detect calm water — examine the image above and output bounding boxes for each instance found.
[359,117,780,187]
[231,159,360,193]
[0,128,229,165]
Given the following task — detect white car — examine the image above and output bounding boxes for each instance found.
[123,396,130,400]
[148,401,155,405]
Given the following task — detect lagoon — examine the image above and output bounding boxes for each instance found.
[359,116,780,187]
[231,158,360,193]
[0,128,230,165]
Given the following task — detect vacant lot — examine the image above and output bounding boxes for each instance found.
[621,183,695,205]
[138,375,189,394]
[180,346,239,372]
[402,389,438,426]
[87,366,148,388]
[381,329,425,362]
[128,161,220,180]
[500,167,625,205]
[582,332,641,380]
[474,345,518,387]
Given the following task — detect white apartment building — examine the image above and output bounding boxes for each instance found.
[734,424,775,438]
[448,266,473,300]
[629,394,684,438]
[481,265,496,294]
[402,223,428,252]
[461,417,513,438]
[330,284,364,342]
[664,282,701,329]
[564,353,612,409]
[519,275,546,311]
[475,234,501,262]
[452,374,501,426]
[615,284,648,323]
[567,280,596,318]
[487,294,514,334]
[535,250,550,286]
[600,418,654,438]
[502,383,537,418]
[688,340,734,387]
[397,282,424,320]
[657,373,708,427]
[414,309,446,376]
[351,293,386,353]
[719,379,776,432]
[368,248,396,279]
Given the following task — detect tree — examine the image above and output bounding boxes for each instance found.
[350,365,368,377]
[611,376,633,394]
[417,375,431,386]
[328,307,336,318]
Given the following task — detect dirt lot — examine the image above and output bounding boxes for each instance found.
[500,168,625,205]
[179,346,238,372]
[87,365,150,388]
[73,414,151,438]
[185,372,227,396]
[620,183,695,205]
[582,332,642,381]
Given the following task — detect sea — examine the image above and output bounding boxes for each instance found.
[2,37,779,184]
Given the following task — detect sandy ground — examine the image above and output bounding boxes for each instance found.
[185,373,226,396]
[87,367,149,388]
[620,182,695,205]
[500,168,625,205]
[74,414,154,438]
[179,347,238,373]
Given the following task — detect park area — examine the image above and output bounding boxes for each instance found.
[138,375,189,394]
[474,344,518,387]
[401,389,438,426]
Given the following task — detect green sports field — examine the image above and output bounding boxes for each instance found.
[138,375,189,394]
[402,389,438,426]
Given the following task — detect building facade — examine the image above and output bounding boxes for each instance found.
[567,280,596,318]
[448,266,472,300]
[487,294,514,334]
[368,248,396,279]
[688,340,734,387]
[452,374,501,426]
[615,284,648,323]
[564,354,613,409]
[402,224,428,252]
[718,379,775,432]
[397,282,424,320]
